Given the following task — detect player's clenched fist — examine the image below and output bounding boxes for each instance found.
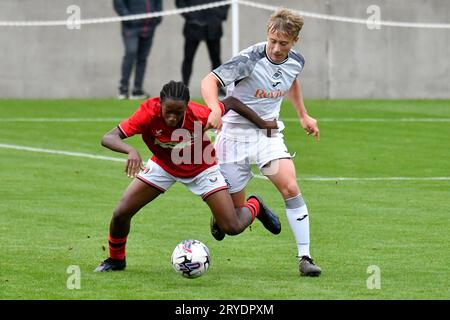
[204,109,222,131]
[301,114,320,141]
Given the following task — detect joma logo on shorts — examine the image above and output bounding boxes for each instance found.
[254,88,285,98]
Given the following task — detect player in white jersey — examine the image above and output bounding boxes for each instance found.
[201,8,322,277]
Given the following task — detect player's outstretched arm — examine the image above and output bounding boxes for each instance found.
[101,127,143,178]
[221,96,278,136]
[201,73,223,131]
[288,79,320,140]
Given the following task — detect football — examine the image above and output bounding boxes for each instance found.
[171,239,211,278]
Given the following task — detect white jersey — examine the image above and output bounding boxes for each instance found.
[212,41,305,125]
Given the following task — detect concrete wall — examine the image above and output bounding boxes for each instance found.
[0,0,449,99]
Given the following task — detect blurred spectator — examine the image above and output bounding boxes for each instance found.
[113,0,163,100]
[176,0,229,96]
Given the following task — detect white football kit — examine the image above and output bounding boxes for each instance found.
[212,42,305,193]
[138,160,228,200]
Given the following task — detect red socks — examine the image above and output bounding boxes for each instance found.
[244,198,260,222]
[108,234,127,261]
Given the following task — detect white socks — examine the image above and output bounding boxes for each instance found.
[285,194,311,258]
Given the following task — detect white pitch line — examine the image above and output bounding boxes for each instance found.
[254,174,450,181]
[1,143,449,182]
[282,118,450,123]
[0,143,124,162]
[0,117,450,123]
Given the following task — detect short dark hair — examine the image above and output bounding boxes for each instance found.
[160,80,190,104]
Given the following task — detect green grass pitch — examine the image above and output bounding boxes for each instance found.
[0,99,449,299]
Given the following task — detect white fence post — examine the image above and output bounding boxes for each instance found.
[231,0,239,56]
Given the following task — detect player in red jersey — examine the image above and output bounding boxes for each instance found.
[95,80,281,272]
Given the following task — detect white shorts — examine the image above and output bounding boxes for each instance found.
[137,160,228,200]
[215,123,293,193]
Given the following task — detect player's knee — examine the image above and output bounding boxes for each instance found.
[280,181,300,198]
[112,206,133,223]
[219,222,242,236]
[223,228,241,236]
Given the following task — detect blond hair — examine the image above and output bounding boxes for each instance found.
[267,8,304,39]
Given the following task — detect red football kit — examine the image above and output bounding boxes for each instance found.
[118,97,225,178]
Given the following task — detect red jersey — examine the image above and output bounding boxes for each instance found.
[118,97,225,178]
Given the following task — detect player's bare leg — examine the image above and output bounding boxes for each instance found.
[95,179,162,272]
[263,158,321,276]
[110,178,162,238]
[205,189,253,237]
[229,189,282,235]
[207,189,281,240]
[209,189,247,240]
[230,189,247,208]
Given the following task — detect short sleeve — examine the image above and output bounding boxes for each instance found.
[212,43,265,87]
[118,102,152,137]
[289,50,305,79]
